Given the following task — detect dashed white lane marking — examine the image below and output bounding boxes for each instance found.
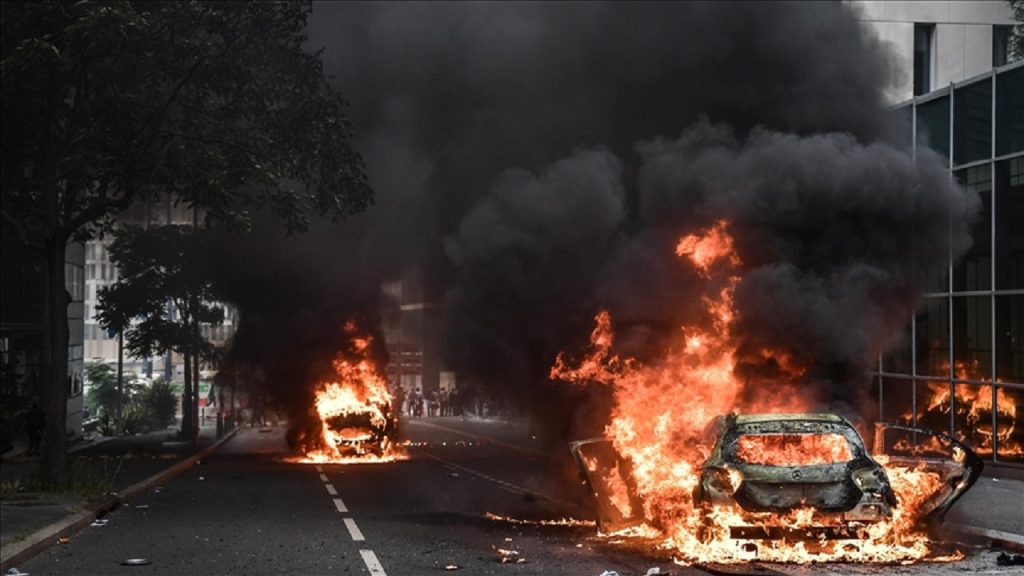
[315,465,323,473]
[325,483,338,496]
[319,472,329,482]
[359,549,387,575]
[332,497,348,513]
[344,517,365,541]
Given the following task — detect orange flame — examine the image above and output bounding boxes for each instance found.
[552,221,955,564]
[900,361,1022,458]
[295,323,406,464]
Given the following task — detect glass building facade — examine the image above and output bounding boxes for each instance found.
[875,60,1024,465]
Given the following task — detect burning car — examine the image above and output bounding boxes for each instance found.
[322,400,397,456]
[694,413,896,540]
[570,413,983,543]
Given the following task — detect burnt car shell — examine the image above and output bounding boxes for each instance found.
[695,414,896,539]
[326,403,397,456]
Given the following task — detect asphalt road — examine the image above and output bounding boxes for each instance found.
[16,420,1023,576]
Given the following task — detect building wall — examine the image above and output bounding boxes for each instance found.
[849,1,1016,103]
[872,61,1024,464]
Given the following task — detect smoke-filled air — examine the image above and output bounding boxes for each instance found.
[207,1,978,441]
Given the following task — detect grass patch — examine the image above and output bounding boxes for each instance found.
[0,457,125,502]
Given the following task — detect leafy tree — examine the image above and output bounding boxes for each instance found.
[85,360,142,423]
[97,224,224,440]
[1,1,371,484]
[84,361,118,419]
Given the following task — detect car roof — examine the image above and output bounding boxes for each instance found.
[732,413,852,426]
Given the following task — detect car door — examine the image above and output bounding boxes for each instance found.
[569,438,646,533]
[871,423,984,528]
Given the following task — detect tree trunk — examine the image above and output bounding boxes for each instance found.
[181,351,192,439]
[40,239,70,486]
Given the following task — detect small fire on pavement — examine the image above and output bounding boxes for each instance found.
[552,221,980,565]
[289,321,406,464]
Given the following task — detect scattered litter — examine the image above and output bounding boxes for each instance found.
[598,571,619,576]
[645,569,668,576]
[90,519,109,527]
[134,505,149,509]
[198,476,206,481]
[997,552,1024,566]
[57,537,69,545]
[5,568,29,576]
[121,559,152,566]
[444,565,460,571]
[492,545,526,564]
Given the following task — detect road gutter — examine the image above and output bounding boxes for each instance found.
[0,427,240,572]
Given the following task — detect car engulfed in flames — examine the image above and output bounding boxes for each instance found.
[570,413,983,561]
[552,220,988,564]
[289,321,405,464]
[696,414,897,539]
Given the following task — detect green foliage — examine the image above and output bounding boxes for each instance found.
[2,0,372,244]
[97,225,225,363]
[140,380,177,429]
[84,362,118,419]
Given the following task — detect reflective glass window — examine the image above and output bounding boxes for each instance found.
[914,24,934,96]
[953,165,992,291]
[995,385,1024,462]
[880,377,914,426]
[882,321,913,375]
[951,383,996,458]
[916,96,950,163]
[952,296,992,380]
[995,157,1024,289]
[953,79,992,165]
[996,295,1024,382]
[996,67,1024,156]
[916,297,950,377]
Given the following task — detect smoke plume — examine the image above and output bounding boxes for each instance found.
[208,2,977,434]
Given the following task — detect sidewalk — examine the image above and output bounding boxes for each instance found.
[0,420,238,571]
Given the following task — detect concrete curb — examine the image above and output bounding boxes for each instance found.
[943,522,1024,553]
[0,427,240,572]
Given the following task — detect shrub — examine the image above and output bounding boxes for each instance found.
[141,380,177,429]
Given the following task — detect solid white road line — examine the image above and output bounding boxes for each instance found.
[319,472,329,482]
[332,497,348,513]
[344,518,366,541]
[359,549,387,576]
[325,483,338,496]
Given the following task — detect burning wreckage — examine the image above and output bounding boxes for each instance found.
[571,414,983,557]
[552,221,987,564]
[288,323,404,464]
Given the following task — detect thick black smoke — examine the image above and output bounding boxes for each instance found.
[209,3,976,435]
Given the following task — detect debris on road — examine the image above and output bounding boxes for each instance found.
[5,568,29,576]
[997,552,1024,566]
[57,537,69,545]
[492,545,526,564]
[120,559,152,566]
[444,565,460,571]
